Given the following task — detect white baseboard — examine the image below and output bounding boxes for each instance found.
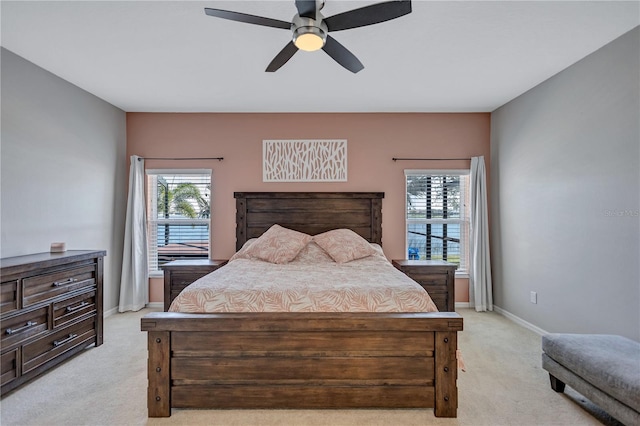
[493,305,549,336]
[109,300,545,339]
[107,301,546,337]
[146,302,163,310]
[103,306,118,318]
[103,302,163,318]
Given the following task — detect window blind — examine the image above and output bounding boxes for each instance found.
[146,170,211,272]
[405,170,470,272]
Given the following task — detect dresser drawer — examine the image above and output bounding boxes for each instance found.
[1,250,104,396]
[22,264,97,307]
[170,290,184,307]
[1,349,18,386]
[392,260,456,312]
[423,288,448,313]
[1,306,49,347]
[22,317,96,375]
[405,273,449,287]
[1,280,19,314]
[162,260,227,311]
[53,290,97,329]
[169,273,206,307]
[170,272,206,290]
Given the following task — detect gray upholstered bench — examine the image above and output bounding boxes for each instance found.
[542,333,640,426]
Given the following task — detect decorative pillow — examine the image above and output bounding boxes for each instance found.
[369,243,389,261]
[291,241,335,264]
[229,238,257,261]
[244,224,312,264]
[312,229,377,263]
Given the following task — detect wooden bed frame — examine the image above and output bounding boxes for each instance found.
[141,192,463,417]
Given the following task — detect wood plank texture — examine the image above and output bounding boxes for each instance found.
[172,385,435,409]
[435,331,459,417]
[147,331,170,417]
[142,192,462,418]
[142,311,463,333]
[142,312,462,414]
[234,192,384,250]
[171,356,433,381]
[1,250,104,396]
[171,330,434,356]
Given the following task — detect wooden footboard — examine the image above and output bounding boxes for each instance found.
[141,311,463,418]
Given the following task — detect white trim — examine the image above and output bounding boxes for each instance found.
[103,306,119,318]
[493,305,549,336]
[146,302,164,310]
[105,303,162,318]
[108,303,548,336]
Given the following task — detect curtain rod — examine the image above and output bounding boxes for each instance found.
[137,157,223,161]
[392,157,470,161]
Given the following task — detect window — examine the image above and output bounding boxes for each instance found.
[146,170,211,274]
[405,170,470,273]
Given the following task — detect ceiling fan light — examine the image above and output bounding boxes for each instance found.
[293,27,326,52]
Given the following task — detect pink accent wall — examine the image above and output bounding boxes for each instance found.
[127,113,490,305]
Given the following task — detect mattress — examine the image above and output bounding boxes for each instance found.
[169,241,439,313]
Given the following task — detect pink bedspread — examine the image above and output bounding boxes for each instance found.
[169,243,439,313]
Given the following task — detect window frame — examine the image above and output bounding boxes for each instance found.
[405,169,470,276]
[146,169,212,276]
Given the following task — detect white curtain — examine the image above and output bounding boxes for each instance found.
[118,155,149,312]
[469,156,493,312]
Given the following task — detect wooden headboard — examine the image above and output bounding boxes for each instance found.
[234,192,384,251]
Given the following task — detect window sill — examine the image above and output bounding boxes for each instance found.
[455,272,469,279]
[148,271,164,279]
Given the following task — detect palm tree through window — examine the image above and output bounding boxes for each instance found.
[146,170,211,273]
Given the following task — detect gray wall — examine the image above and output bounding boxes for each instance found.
[1,48,127,314]
[490,27,640,341]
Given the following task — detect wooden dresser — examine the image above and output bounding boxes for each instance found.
[161,259,227,311]
[0,250,105,396]
[392,259,457,312]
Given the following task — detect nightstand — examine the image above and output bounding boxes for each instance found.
[161,259,227,311]
[392,260,457,312]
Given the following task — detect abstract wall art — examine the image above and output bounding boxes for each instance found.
[263,139,347,182]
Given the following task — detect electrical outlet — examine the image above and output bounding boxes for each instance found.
[530,291,537,304]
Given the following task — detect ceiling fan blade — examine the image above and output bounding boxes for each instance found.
[324,0,412,32]
[322,35,364,73]
[204,8,291,29]
[266,41,299,72]
[295,0,316,19]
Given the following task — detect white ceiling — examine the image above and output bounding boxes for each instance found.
[1,1,638,112]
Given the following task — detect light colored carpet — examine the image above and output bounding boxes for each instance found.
[0,308,623,426]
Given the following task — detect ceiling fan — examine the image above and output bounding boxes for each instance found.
[204,0,412,73]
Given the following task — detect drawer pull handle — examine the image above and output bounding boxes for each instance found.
[6,321,38,335]
[53,333,78,347]
[52,278,77,287]
[66,301,89,313]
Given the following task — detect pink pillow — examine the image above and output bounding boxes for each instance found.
[229,238,257,261]
[290,241,334,264]
[244,224,312,264]
[313,229,377,263]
